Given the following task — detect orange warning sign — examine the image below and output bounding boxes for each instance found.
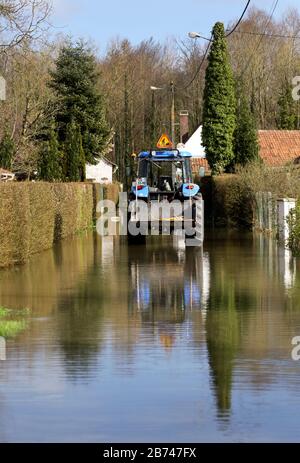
[157,133,173,149]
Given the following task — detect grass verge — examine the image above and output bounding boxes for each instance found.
[0,306,30,338]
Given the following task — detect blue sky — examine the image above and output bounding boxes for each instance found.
[51,0,300,52]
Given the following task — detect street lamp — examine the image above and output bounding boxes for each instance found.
[188,31,211,41]
[150,86,164,91]
[188,32,201,39]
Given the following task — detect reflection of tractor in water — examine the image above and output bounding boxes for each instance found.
[128,150,204,244]
[128,242,203,342]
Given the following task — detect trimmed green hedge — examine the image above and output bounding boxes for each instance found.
[195,175,251,228]
[0,182,120,268]
[52,183,94,241]
[208,175,254,229]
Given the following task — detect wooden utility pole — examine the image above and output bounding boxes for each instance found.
[170,81,175,148]
[0,76,6,101]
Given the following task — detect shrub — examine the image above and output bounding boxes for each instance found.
[0,182,120,267]
[235,162,300,198]
[287,201,300,256]
[208,162,300,230]
[213,175,254,229]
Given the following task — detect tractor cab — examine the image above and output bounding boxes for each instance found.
[130,149,200,202]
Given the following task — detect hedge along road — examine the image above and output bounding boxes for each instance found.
[0,231,300,442]
[0,182,120,268]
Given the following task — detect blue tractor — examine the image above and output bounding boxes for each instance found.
[128,149,204,244]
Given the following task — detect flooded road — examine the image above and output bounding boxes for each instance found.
[0,232,300,442]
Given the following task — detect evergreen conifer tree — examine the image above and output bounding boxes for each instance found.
[49,41,110,166]
[277,81,297,130]
[202,22,236,174]
[0,133,15,170]
[39,123,62,181]
[234,95,259,166]
[64,121,83,182]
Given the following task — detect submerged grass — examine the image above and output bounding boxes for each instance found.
[0,306,30,338]
[0,320,26,338]
[0,307,10,318]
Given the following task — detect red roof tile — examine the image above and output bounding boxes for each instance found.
[189,130,300,173]
[258,130,300,167]
[191,158,210,173]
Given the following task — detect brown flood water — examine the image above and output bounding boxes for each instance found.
[0,231,300,442]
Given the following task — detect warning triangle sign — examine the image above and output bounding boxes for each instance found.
[157,133,173,149]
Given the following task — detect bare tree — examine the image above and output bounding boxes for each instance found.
[0,0,52,51]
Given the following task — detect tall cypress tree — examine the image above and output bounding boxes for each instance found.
[0,133,15,170]
[202,22,236,175]
[234,95,259,166]
[38,123,62,181]
[277,80,297,130]
[49,41,110,166]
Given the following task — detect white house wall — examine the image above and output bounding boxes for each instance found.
[184,125,206,158]
[86,160,113,184]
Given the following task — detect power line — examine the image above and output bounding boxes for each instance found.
[159,1,281,92]
[225,0,251,37]
[240,0,279,77]
[199,23,300,42]
[181,0,251,90]
[233,30,300,40]
[181,37,212,90]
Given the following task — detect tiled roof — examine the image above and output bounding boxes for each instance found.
[191,157,210,173]
[258,130,300,167]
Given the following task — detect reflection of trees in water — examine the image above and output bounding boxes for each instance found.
[204,234,300,419]
[0,234,113,383]
[0,234,205,372]
[55,235,106,382]
[205,238,257,418]
[56,296,105,382]
[55,236,140,380]
[206,279,239,417]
